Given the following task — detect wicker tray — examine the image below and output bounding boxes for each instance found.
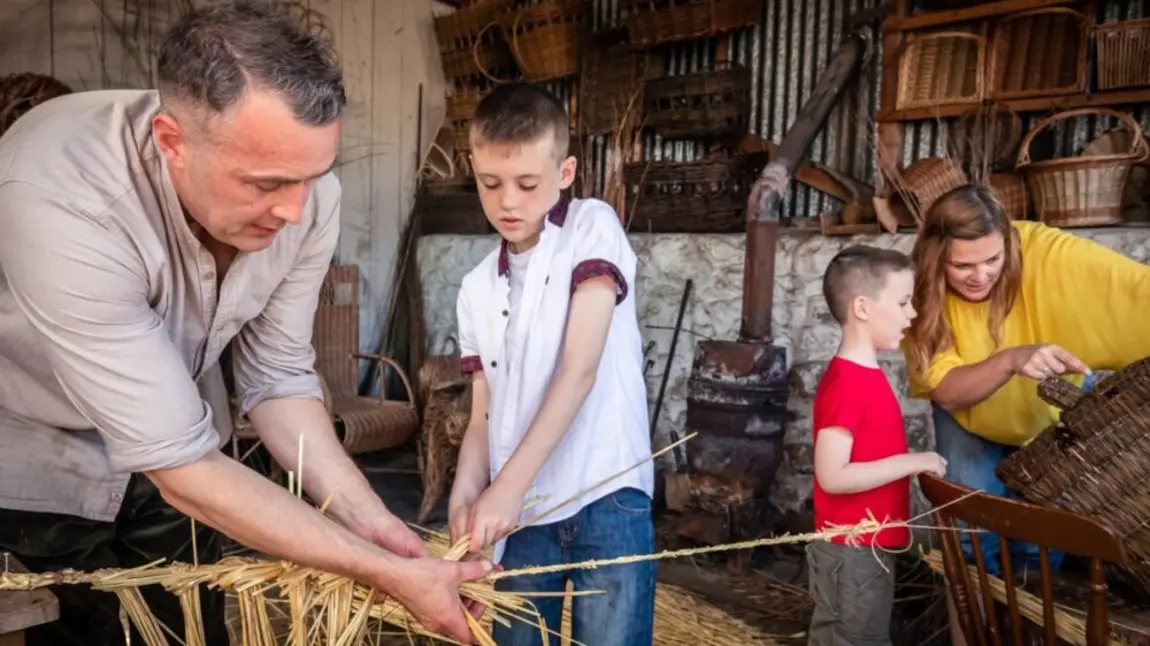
[432,0,514,85]
[502,0,587,83]
[622,155,764,233]
[1015,107,1148,228]
[894,156,969,221]
[988,172,1028,220]
[987,7,1088,100]
[1095,18,1150,91]
[896,30,986,110]
[996,361,1150,592]
[619,0,764,48]
[643,65,751,140]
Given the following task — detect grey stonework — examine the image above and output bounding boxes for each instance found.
[417,226,1150,532]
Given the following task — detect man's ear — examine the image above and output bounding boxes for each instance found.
[152,113,188,170]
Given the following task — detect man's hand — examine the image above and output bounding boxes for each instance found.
[1009,344,1091,381]
[377,556,493,644]
[360,514,430,558]
[467,480,525,553]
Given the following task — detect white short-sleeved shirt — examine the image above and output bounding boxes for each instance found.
[455,196,654,563]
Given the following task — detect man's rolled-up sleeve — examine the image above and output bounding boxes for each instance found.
[230,184,340,414]
[0,180,219,473]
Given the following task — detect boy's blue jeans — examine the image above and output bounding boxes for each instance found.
[492,487,656,646]
[931,372,1102,575]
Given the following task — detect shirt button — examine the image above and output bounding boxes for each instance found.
[485,413,489,420]
[491,360,497,368]
[502,310,509,317]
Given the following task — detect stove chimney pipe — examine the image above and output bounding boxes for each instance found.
[739,30,871,343]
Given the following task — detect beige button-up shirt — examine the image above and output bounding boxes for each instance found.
[0,89,339,522]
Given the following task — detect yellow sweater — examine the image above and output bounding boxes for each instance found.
[907,220,1150,446]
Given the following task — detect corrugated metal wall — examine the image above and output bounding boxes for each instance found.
[552,0,1150,222]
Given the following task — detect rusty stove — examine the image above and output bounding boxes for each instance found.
[666,31,870,548]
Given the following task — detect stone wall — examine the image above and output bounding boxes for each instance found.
[417,226,1150,529]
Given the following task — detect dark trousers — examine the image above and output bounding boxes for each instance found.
[0,474,228,646]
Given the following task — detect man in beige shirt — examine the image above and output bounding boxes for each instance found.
[0,2,489,645]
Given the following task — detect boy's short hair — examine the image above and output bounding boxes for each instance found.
[822,245,913,324]
[470,82,570,158]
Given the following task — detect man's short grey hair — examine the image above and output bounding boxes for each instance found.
[157,0,346,126]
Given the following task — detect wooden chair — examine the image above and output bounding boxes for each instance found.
[230,263,420,467]
[919,473,1129,646]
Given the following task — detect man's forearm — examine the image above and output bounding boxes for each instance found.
[248,396,389,536]
[932,350,1016,411]
[495,369,595,493]
[146,451,401,587]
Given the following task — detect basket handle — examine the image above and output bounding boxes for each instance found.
[1017,107,1149,166]
[471,20,514,85]
[997,6,1084,21]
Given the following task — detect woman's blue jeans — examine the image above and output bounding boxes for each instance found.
[931,372,1102,575]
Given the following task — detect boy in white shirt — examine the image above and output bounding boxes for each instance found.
[447,82,656,646]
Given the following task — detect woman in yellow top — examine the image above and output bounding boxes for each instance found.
[903,183,1150,579]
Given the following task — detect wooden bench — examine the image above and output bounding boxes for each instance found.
[0,556,59,646]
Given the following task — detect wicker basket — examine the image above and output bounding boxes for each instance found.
[1095,18,1150,91]
[619,0,764,48]
[503,0,587,83]
[643,65,752,140]
[987,7,1088,100]
[446,90,485,154]
[1015,107,1148,228]
[996,361,1150,591]
[947,101,1022,168]
[894,156,970,221]
[580,39,657,137]
[896,30,986,110]
[0,73,72,137]
[432,0,514,85]
[988,172,1028,220]
[622,155,764,233]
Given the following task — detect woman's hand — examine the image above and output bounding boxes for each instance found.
[1009,344,1091,381]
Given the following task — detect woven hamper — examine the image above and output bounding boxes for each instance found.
[997,359,1150,592]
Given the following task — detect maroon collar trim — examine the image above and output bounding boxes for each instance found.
[497,194,571,278]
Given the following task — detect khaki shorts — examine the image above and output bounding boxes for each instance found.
[806,540,897,646]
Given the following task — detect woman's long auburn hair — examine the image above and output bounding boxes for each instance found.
[905,183,1022,382]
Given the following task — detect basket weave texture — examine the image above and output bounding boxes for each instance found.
[643,65,752,139]
[620,0,763,47]
[997,359,1150,591]
[503,0,587,83]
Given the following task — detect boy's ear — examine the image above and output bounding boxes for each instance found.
[558,154,577,189]
[850,295,869,322]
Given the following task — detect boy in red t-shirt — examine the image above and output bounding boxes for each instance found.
[807,245,947,646]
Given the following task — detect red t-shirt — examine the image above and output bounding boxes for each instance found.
[812,356,911,548]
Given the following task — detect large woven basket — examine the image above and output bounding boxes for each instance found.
[502,0,587,83]
[446,90,486,154]
[643,65,752,139]
[896,30,986,110]
[1015,107,1148,228]
[622,154,764,233]
[996,360,1150,592]
[987,7,1088,100]
[988,172,1029,220]
[1095,17,1150,90]
[432,0,513,85]
[619,0,764,47]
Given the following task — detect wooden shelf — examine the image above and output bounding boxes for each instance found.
[878,87,1150,122]
[881,0,1078,32]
